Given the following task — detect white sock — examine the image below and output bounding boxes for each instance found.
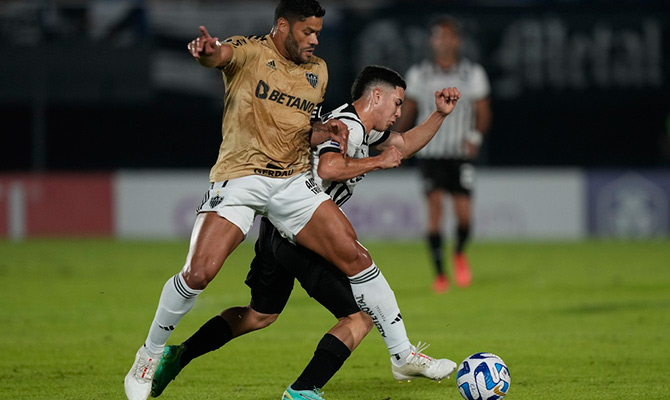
[144,273,202,356]
[348,263,411,356]
[391,347,413,367]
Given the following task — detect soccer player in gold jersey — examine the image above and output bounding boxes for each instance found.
[124,2,455,399]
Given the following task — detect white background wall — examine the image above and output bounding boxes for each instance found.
[115,170,209,238]
[114,168,586,240]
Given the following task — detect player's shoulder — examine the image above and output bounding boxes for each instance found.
[459,57,485,72]
[329,104,364,131]
[328,103,357,119]
[458,57,489,83]
[305,54,328,74]
[405,60,435,84]
[222,34,268,49]
[407,59,434,74]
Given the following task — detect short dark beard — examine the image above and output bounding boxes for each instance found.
[284,29,306,64]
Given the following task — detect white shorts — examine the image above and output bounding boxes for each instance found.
[196,172,331,242]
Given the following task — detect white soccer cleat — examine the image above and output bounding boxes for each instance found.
[391,342,457,382]
[124,346,159,400]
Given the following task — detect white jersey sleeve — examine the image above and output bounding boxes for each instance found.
[470,63,491,101]
[369,129,390,147]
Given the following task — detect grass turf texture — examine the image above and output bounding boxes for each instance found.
[1,238,669,399]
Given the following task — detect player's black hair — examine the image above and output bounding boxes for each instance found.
[274,0,326,25]
[351,65,407,102]
[429,14,462,36]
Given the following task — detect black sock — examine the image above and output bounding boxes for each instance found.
[180,315,234,368]
[456,225,470,254]
[427,233,444,275]
[291,333,351,391]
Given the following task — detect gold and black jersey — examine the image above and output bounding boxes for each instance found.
[209,34,328,182]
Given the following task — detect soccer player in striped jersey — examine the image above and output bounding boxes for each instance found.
[148,65,460,400]
[394,15,492,293]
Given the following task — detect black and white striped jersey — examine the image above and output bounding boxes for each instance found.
[311,103,390,206]
[405,58,490,159]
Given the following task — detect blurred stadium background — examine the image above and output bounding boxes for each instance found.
[1,0,669,240]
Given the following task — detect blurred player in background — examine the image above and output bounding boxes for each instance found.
[394,15,491,293]
[149,66,461,400]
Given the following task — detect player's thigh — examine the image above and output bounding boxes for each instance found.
[309,278,361,320]
[295,200,369,274]
[265,172,331,242]
[264,173,367,272]
[197,178,271,236]
[183,212,245,288]
[279,241,361,319]
[419,158,449,193]
[246,222,295,315]
[446,160,475,194]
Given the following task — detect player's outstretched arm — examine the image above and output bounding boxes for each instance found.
[187,26,233,69]
[317,146,402,182]
[377,87,460,158]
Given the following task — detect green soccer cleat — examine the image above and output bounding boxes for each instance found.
[281,386,326,400]
[150,344,186,397]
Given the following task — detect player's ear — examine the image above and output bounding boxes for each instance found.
[373,88,381,104]
[276,17,289,34]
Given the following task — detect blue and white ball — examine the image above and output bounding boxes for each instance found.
[456,352,511,400]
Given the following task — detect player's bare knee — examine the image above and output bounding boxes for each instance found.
[347,245,374,275]
[253,311,278,329]
[334,239,372,276]
[181,265,215,290]
[183,253,224,289]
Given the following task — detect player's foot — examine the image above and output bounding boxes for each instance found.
[124,346,160,400]
[151,344,186,397]
[454,253,472,287]
[432,273,449,293]
[282,385,326,400]
[391,342,457,382]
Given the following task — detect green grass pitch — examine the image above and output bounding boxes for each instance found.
[1,238,669,399]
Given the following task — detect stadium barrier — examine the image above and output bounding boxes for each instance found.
[2,169,668,240]
[0,173,113,239]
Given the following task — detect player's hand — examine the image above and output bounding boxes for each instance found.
[435,87,460,116]
[187,26,220,60]
[464,141,480,158]
[378,145,403,169]
[318,119,349,155]
[464,129,483,158]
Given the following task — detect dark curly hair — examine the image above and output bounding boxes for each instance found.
[274,0,326,25]
[351,65,406,102]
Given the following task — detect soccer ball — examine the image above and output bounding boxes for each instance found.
[456,352,511,400]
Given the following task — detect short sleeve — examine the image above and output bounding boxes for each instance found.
[221,35,257,76]
[470,63,491,100]
[369,129,390,147]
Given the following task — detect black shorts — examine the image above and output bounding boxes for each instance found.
[245,217,360,318]
[418,158,475,195]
